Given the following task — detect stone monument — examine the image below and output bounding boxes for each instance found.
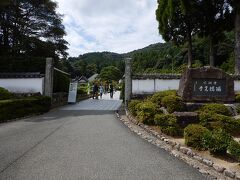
[178,66,235,102]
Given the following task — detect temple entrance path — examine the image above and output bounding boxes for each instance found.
[0,92,205,180]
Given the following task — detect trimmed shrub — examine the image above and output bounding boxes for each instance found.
[228,140,240,161]
[235,93,240,103]
[136,101,157,125]
[0,87,13,100]
[161,95,185,113]
[202,129,233,154]
[150,90,177,107]
[200,103,231,116]
[209,118,240,135]
[184,124,210,150]
[199,112,240,135]
[199,112,217,126]
[0,96,51,122]
[154,114,182,136]
[128,100,141,116]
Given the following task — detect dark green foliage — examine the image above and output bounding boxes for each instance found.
[0,0,68,60]
[236,93,240,103]
[199,112,231,125]
[69,52,123,78]
[209,118,240,135]
[120,82,125,101]
[200,103,231,116]
[228,140,240,161]
[128,100,141,117]
[150,90,177,107]
[0,57,46,73]
[202,129,233,154]
[161,95,185,113]
[199,112,240,134]
[136,101,158,125]
[184,124,210,150]
[0,96,51,122]
[53,70,70,93]
[0,87,13,100]
[69,30,235,76]
[154,114,182,136]
[98,66,122,81]
[77,87,87,96]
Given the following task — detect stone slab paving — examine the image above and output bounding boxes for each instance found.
[60,99,122,111]
[60,91,122,111]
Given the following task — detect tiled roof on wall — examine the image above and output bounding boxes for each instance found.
[0,72,44,78]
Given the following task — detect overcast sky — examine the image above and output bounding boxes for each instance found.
[55,0,163,57]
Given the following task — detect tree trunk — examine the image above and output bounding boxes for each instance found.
[209,36,215,67]
[187,29,193,68]
[235,8,240,75]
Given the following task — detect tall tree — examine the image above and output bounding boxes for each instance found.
[230,1,240,74]
[197,0,232,67]
[156,0,199,68]
[0,0,68,59]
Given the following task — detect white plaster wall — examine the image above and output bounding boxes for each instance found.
[0,78,44,94]
[234,80,240,92]
[132,79,240,94]
[155,79,180,91]
[132,79,155,94]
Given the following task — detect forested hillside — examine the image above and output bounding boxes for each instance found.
[68,52,124,78]
[68,31,234,77]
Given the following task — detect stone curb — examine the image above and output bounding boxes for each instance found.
[115,109,239,180]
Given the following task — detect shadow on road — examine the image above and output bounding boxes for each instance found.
[24,110,117,123]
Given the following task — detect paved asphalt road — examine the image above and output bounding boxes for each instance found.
[0,98,205,180]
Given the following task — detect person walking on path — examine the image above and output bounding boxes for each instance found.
[99,84,104,99]
[109,83,114,98]
[92,83,99,99]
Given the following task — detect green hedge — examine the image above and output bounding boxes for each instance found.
[228,140,240,161]
[199,112,240,135]
[199,103,231,116]
[128,100,141,117]
[0,87,13,100]
[161,95,185,113]
[0,96,51,122]
[184,124,210,150]
[202,129,233,154]
[150,90,176,107]
[154,114,182,136]
[136,101,158,125]
[235,93,240,103]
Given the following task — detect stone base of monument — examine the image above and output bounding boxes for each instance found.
[178,66,235,102]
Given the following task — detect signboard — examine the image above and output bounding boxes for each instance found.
[68,82,78,103]
[192,79,226,96]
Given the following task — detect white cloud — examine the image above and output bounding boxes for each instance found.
[55,0,163,56]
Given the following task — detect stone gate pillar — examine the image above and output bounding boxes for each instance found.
[125,57,132,106]
[44,57,54,98]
